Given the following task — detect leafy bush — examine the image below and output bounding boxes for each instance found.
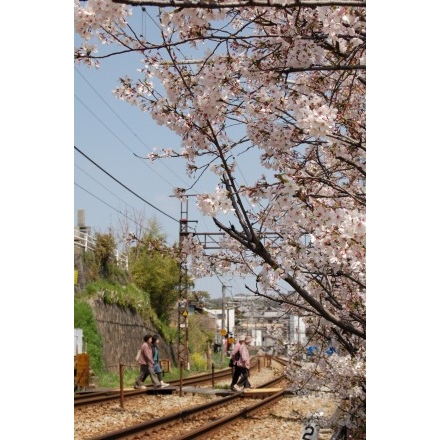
[74,299,103,373]
[188,314,215,354]
[190,352,208,372]
[85,280,150,313]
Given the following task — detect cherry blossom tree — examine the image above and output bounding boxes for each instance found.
[75,0,366,434]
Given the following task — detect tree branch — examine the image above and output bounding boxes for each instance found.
[113,0,366,8]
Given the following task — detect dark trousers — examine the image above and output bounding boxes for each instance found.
[135,364,160,387]
[231,365,243,387]
[231,366,251,388]
[237,367,251,388]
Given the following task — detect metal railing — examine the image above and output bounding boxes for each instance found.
[74,229,128,270]
[74,229,95,252]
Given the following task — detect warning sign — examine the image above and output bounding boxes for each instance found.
[220,329,227,336]
[182,310,188,317]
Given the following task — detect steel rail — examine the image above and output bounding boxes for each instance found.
[174,390,286,440]
[74,368,240,407]
[75,359,262,408]
[87,390,244,440]
[86,376,287,440]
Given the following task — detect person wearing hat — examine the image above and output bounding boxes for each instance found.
[237,336,253,389]
[229,335,252,391]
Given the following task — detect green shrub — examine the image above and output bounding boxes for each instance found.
[84,281,150,313]
[190,352,208,372]
[188,314,215,354]
[74,299,104,373]
[98,368,140,389]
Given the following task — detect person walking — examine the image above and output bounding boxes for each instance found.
[134,334,162,389]
[152,335,169,387]
[230,335,251,391]
[236,335,252,389]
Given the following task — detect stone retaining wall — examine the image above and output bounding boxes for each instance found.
[89,299,177,374]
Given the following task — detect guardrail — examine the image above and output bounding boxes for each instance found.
[74,230,128,270]
[74,229,95,252]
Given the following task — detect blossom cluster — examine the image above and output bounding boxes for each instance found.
[74,0,366,430]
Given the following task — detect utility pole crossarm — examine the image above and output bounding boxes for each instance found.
[190,232,225,250]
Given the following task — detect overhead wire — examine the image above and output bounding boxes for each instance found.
[75,145,179,224]
[75,182,149,231]
[75,67,188,187]
[74,93,182,189]
[75,59,185,242]
[74,6,254,299]
[75,163,140,213]
[75,13,252,237]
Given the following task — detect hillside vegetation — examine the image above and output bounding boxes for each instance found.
[74,222,216,385]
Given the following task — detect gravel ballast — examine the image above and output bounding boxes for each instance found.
[74,363,338,439]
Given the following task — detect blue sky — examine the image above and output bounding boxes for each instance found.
[74,6,258,299]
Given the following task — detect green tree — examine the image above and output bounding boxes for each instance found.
[188,290,210,305]
[188,313,215,354]
[94,233,116,279]
[129,220,180,322]
[93,232,129,284]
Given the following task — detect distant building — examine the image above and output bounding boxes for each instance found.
[203,307,236,346]
[187,295,308,355]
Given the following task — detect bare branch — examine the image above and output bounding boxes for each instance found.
[113,0,366,8]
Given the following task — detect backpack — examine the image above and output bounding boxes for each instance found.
[135,349,141,362]
[229,349,241,367]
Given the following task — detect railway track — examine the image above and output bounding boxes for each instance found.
[87,376,288,440]
[75,356,338,440]
[75,357,266,408]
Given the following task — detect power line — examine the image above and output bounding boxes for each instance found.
[74,93,181,189]
[75,67,188,187]
[75,145,179,223]
[75,163,154,235]
[75,163,139,213]
[74,182,148,231]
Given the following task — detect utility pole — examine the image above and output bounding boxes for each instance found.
[220,284,233,363]
[175,196,224,391]
[221,284,226,363]
[177,199,191,377]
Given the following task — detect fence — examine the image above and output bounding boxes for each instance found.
[74,229,129,270]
